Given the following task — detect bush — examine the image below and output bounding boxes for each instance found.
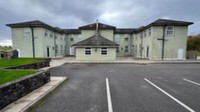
[187,35,200,51]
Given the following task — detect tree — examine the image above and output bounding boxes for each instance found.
[187,35,200,51]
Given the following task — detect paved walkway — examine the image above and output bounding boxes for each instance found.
[47,57,200,65]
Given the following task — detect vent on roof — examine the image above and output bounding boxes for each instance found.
[89,25,93,27]
[103,25,106,27]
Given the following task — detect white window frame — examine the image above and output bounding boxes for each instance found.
[114,34,120,42]
[148,28,151,36]
[24,28,31,37]
[166,26,174,36]
[101,47,108,55]
[85,47,91,55]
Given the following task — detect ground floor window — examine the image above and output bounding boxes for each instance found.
[116,47,119,53]
[101,47,107,55]
[125,46,129,53]
[85,47,91,55]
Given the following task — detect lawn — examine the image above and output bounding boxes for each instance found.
[198,52,200,56]
[0,58,44,68]
[0,69,37,84]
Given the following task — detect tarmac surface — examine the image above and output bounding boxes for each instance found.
[35,63,200,112]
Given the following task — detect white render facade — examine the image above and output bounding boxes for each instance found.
[7,19,193,60]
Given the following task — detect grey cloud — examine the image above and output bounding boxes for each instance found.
[0,0,200,44]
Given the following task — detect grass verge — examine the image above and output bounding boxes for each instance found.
[198,52,200,56]
[0,58,44,68]
[0,69,37,84]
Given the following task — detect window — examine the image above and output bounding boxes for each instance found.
[24,29,31,37]
[114,34,120,42]
[50,34,53,38]
[135,45,137,53]
[125,34,129,41]
[135,34,137,40]
[140,33,143,38]
[55,45,58,53]
[70,38,74,42]
[144,30,146,37]
[85,47,91,55]
[125,37,129,41]
[101,47,107,55]
[44,30,48,36]
[148,28,151,36]
[166,26,174,35]
[60,45,63,53]
[125,46,129,53]
[116,47,119,53]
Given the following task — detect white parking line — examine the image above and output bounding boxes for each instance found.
[183,78,200,86]
[144,78,195,112]
[106,78,113,112]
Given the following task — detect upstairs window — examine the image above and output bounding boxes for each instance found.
[125,37,129,41]
[85,47,91,55]
[125,34,129,41]
[50,34,53,38]
[44,30,48,36]
[70,38,74,42]
[144,30,146,37]
[101,47,107,55]
[148,28,151,36]
[114,34,120,42]
[166,26,174,35]
[24,29,31,37]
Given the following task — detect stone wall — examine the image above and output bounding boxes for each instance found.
[6,58,51,69]
[0,70,50,109]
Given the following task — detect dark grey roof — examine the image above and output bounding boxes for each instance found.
[63,29,81,34]
[136,19,193,32]
[114,28,137,34]
[79,22,116,30]
[6,20,64,33]
[72,33,119,47]
[150,19,193,26]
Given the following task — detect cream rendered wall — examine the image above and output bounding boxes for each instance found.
[55,33,66,57]
[151,26,188,60]
[12,28,33,57]
[81,30,114,41]
[42,28,55,57]
[11,27,66,58]
[67,34,81,55]
[76,47,116,61]
[114,34,132,56]
[141,28,152,59]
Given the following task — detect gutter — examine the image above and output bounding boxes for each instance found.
[161,25,166,60]
[30,25,35,58]
[53,31,57,58]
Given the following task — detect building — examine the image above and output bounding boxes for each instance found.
[6,19,193,60]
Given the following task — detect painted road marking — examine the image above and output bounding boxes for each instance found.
[144,78,195,112]
[183,78,200,86]
[106,78,113,112]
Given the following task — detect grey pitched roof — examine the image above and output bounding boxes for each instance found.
[79,22,116,30]
[6,20,64,33]
[136,19,193,32]
[150,19,193,26]
[114,28,137,34]
[72,33,119,47]
[63,29,81,34]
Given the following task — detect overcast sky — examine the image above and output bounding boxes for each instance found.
[0,0,200,46]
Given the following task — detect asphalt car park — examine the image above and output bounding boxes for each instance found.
[35,64,200,112]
